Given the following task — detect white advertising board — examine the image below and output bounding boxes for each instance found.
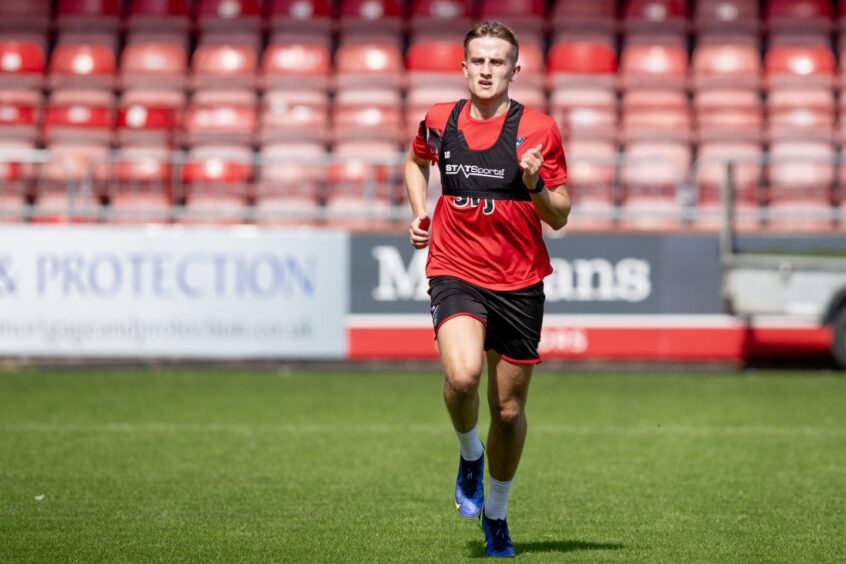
[0,226,348,358]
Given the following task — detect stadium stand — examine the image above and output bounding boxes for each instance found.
[0,0,844,231]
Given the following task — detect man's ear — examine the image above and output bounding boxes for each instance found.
[461,60,468,77]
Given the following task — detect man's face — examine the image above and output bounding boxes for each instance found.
[462,36,520,102]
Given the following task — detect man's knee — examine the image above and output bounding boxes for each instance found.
[491,400,525,428]
[444,360,483,397]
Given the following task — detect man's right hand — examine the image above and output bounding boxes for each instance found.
[409,215,431,249]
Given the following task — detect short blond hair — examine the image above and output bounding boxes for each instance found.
[463,20,520,64]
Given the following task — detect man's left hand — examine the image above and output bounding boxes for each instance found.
[520,144,543,191]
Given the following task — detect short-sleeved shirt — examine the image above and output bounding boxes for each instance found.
[412,100,568,291]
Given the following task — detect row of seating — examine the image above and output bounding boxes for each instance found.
[4,0,846,34]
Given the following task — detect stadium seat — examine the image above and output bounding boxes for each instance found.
[509,83,546,113]
[765,42,836,88]
[694,141,763,230]
[691,36,761,90]
[192,35,259,90]
[255,141,326,225]
[43,101,113,144]
[477,0,546,36]
[120,34,188,90]
[261,89,330,143]
[262,36,331,90]
[563,138,618,230]
[767,88,835,142]
[694,0,759,32]
[0,0,51,32]
[619,35,689,90]
[127,0,191,31]
[117,104,180,146]
[623,0,687,32]
[49,35,117,89]
[409,0,472,34]
[547,34,617,89]
[550,87,617,141]
[621,140,690,229]
[185,96,257,145]
[326,140,400,229]
[406,37,465,88]
[266,0,332,33]
[180,145,253,224]
[694,89,763,141]
[0,100,40,142]
[767,140,835,231]
[334,37,404,91]
[551,0,616,33]
[57,0,120,31]
[121,88,187,110]
[514,40,545,90]
[105,146,172,224]
[338,0,403,34]
[0,37,45,88]
[621,90,691,142]
[405,83,467,138]
[766,0,832,32]
[36,142,109,223]
[333,89,404,143]
[196,0,262,32]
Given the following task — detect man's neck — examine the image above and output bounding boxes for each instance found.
[469,95,510,120]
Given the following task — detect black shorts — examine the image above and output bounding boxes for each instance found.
[428,275,545,364]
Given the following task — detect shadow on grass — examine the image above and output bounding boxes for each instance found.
[467,539,624,558]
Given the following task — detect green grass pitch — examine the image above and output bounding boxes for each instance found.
[1,369,845,563]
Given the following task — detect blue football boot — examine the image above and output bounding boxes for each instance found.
[481,510,516,557]
[454,451,484,520]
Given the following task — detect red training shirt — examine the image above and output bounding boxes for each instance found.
[412,100,568,291]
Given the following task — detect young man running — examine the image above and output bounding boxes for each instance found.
[404,20,571,558]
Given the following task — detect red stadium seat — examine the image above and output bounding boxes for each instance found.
[0,37,45,88]
[120,34,188,90]
[406,38,465,88]
[477,0,545,35]
[621,90,690,142]
[267,0,332,33]
[338,0,403,33]
[695,0,758,32]
[180,145,253,224]
[514,40,544,90]
[564,139,617,230]
[405,83,467,138]
[0,0,51,31]
[767,140,835,231]
[335,38,404,90]
[619,35,688,90]
[36,142,109,223]
[765,43,836,88]
[509,83,546,112]
[49,36,116,89]
[192,35,259,90]
[326,140,399,230]
[621,140,690,229]
[0,100,40,142]
[333,89,404,143]
[547,35,617,89]
[409,0,472,34]
[694,141,763,230]
[121,88,186,110]
[43,102,113,144]
[262,36,331,90]
[261,89,329,143]
[255,141,326,225]
[57,0,120,31]
[106,146,172,224]
[691,36,761,90]
[623,0,687,32]
[196,0,262,32]
[767,88,835,142]
[694,89,763,141]
[550,87,617,141]
[127,0,190,31]
[551,0,616,33]
[117,104,179,146]
[185,97,257,145]
[766,0,832,32]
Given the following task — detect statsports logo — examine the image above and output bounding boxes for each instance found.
[444,164,506,179]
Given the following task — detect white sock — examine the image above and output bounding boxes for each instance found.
[484,476,513,520]
[455,425,484,461]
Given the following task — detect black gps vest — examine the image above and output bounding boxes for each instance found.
[437,99,531,202]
